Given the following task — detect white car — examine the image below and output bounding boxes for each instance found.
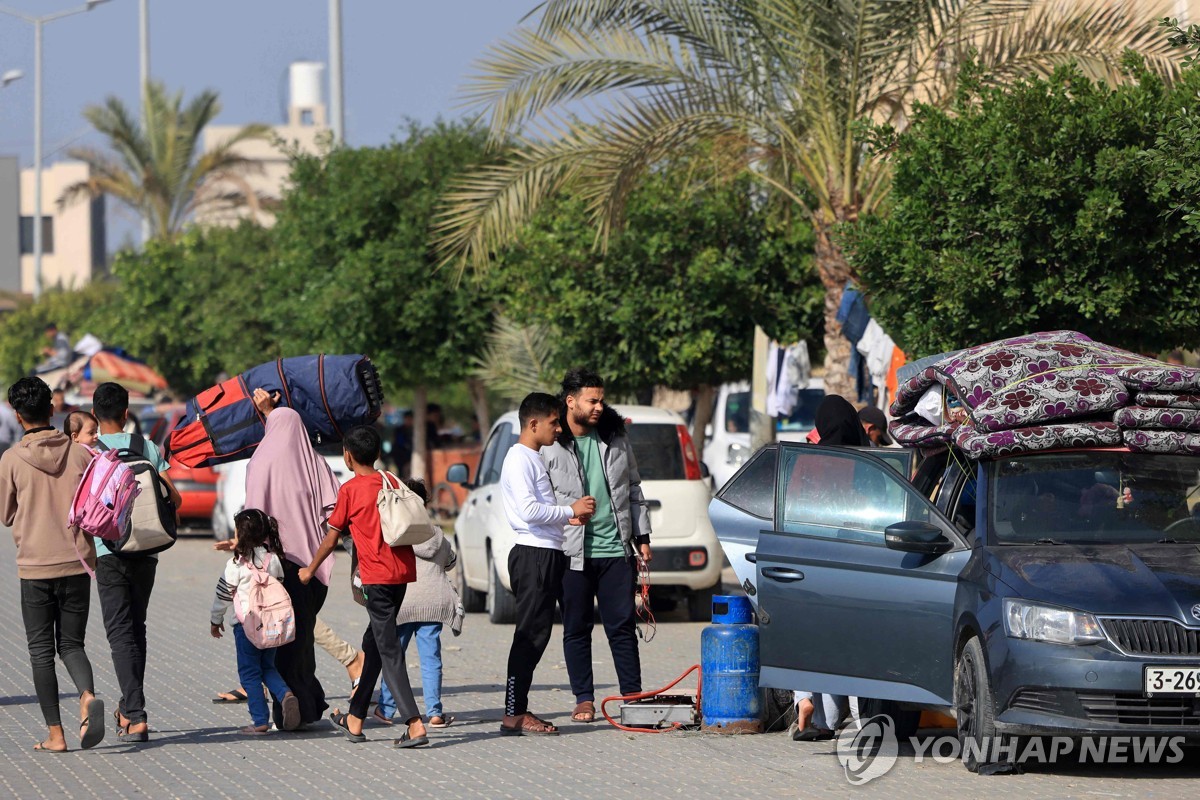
[450,405,723,623]
[702,378,826,490]
[211,440,354,540]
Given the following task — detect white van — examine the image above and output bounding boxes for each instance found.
[702,378,826,490]
[450,405,723,622]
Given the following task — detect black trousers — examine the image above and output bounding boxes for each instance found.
[348,583,419,723]
[505,545,566,717]
[561,556,641,702]
[273,559,329,726]
[20,573,95,726]
[96,554,156,724]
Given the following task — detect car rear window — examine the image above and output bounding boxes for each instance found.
[627,423,684,481]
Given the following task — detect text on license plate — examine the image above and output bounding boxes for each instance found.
[1144,666,1200,696]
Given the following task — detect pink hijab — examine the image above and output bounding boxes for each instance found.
[245,407,341,585]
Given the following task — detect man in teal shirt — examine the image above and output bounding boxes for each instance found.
[540,368,653,724]
[92,382,180,743]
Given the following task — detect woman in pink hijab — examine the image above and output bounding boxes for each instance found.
[245,388,341,728]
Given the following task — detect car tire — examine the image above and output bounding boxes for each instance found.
[856,697,922,740]
[486,552,517,625]
[955,636,999,773]
[456,559,486,614]
[686,582,720,622]
[759,687,796,732]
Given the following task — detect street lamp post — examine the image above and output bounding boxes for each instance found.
[329,0,344,143]
[0,0,112,299]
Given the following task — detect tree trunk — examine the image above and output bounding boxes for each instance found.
[691,384,717,453]
[412,385,428,485]
[467,377,491,443]
[814,220,856,402]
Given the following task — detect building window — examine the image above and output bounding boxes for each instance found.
[18,216,54,255]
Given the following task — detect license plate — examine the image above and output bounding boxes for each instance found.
[1144,666,1200,696]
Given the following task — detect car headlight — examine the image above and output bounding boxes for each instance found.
[1003,599,1105,645]
[726,442,750,466]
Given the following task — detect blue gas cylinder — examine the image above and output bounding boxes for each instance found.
[700,594,762,733]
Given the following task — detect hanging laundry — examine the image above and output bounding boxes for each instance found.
[836,285,870,344]
[767,341,813,417]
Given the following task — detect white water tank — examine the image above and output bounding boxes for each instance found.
[289,61,325,111]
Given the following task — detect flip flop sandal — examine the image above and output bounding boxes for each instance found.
[329,711,367,743]
[394,731,429,749]
[372,707,394,726]
[500,714,559,736]
[114,711,149,743]
[212,689,248,704]
[280,693,301,732]
[80,697,105,750]
[428,715,454,728]
[239,725,271,735]
[572,701,596,723]
[793,726,834,742]
[33,741,68,754]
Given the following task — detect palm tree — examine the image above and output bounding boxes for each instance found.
[435,0,1179,397]
[59,81,271,241]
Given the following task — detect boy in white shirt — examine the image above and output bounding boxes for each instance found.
[499,393,595,735]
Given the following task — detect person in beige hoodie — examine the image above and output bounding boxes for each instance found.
[0,377,102,753]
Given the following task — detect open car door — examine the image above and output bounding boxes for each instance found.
[755,444,969,706]
[712,446,914,606]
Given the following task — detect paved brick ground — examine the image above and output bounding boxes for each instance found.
[1,536,1199,799]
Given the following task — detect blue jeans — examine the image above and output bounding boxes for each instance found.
[234,624,291,727]
[378,622,443,719]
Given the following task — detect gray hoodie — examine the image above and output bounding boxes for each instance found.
[540,407,651,571]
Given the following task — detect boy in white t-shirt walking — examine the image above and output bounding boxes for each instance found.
[499,393,595,736]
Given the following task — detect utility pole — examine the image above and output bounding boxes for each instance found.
[140,0,150,243]
[328,0,344,143]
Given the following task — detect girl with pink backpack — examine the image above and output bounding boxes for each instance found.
[209,509,300,734]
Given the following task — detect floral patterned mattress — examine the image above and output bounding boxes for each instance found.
[887,331,1200,459]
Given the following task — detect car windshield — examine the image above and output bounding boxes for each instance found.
[990,452,1200,545]
[776,388,825,432]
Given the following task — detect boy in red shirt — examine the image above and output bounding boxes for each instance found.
[300,426,427,749]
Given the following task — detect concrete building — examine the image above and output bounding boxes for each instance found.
[198,61,330,227]
[17,161,105,294]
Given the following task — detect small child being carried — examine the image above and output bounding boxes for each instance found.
[64,410,98,448]
[209,508,301,734]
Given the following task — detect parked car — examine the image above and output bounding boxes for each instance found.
[712,442,1200,771]
[702,379,825,490]
[211,440,353,541]
[451,405,722,623]
[145,405,219,530]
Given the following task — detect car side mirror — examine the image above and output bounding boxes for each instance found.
[704,423,713,439]
[884,520,953,555]
[447,463,471,487]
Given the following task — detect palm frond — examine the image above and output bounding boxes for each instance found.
[470,316,561,404]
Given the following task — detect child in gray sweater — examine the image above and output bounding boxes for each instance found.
[374,479,464,727]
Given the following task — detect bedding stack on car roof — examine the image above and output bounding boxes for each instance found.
[887,330,1200,458]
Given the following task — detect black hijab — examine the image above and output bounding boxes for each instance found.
[815,395,869,447]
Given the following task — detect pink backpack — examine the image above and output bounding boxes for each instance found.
[235,553,296,649]
[68,448,140,543]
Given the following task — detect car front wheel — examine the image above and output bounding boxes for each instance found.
[456,558,486,613]
[955,636,999,773]
[486,552,517,624]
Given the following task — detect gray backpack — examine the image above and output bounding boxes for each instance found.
[97,437,177,556]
